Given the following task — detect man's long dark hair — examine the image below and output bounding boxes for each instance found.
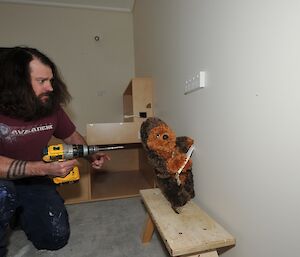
[0,47,71,121]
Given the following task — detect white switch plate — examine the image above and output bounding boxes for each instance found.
[184,71,206,95]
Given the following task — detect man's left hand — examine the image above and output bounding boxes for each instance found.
[89,153,111,170]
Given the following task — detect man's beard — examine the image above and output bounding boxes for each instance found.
[30,92,55,120]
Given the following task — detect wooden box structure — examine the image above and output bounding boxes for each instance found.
[58,78,154,204]
[123,77,153,122]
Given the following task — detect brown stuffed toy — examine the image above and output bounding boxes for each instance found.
[140,117,195,213]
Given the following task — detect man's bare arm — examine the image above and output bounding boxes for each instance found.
[63,131,87,145]
[0,156,78,180]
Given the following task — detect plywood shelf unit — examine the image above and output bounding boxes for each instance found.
[123,77,153,122]
[58,78,154,204]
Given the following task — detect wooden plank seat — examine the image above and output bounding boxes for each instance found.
[140,189,235,257]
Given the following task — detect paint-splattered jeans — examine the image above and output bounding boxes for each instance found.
[0,179,70,257]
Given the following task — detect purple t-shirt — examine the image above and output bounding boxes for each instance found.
[0,106,76,161]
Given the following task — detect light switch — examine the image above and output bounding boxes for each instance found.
[184,71,206,95]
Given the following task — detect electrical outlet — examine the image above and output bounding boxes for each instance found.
[184,71,206,95]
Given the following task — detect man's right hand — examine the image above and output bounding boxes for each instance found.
[44,159,79,177]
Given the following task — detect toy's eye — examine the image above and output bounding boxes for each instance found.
[163,134,169,140]
[156,134,160,138]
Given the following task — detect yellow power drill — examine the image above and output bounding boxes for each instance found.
[42,143,124,184]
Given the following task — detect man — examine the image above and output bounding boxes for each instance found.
[0,47,110,256]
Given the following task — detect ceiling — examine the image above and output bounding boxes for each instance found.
[0,0,135,12]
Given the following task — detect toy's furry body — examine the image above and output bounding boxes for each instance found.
[140,117,195,212]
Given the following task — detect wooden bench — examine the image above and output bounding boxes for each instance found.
[140,189,235,257]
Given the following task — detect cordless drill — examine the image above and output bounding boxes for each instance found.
[42,143,124,184]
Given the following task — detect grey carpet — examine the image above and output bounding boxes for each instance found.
[6,197,169,257]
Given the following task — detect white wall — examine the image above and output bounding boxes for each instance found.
[0,3,135,134]
[133,1,300,256]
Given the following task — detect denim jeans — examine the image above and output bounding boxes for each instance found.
[0,178,70,257]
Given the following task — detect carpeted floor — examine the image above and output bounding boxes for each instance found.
[6,197,169,257]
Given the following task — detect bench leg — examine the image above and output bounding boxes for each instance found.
[185,250,219,257]
[141,213,155,243]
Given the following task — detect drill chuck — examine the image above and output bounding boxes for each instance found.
[62,144,125,160]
